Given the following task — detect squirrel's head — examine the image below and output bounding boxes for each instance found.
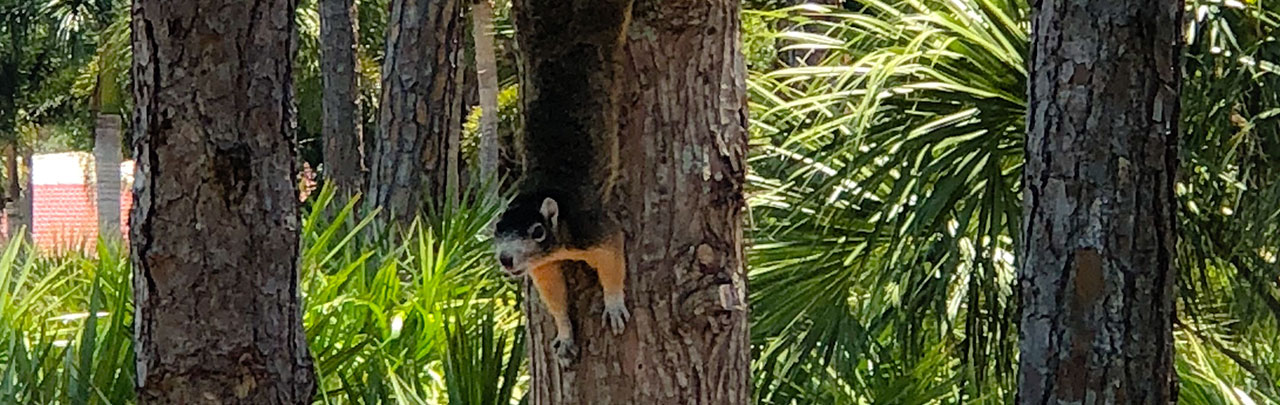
[493,195,562,278]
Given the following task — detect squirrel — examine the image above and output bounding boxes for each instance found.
[493,186,628,364]
[498,0,633,366]
[491,72,630,365]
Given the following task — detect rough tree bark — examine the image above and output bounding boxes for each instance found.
[471,0,500,184]
[94,113,122,236]
[1019,0,1182,402]
[369,0,464,223]
[519,0,752,403]
[131,0,316,402]
[321,0,366,196]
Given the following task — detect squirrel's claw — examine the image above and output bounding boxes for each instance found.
[552,335,577,367]
[603,300,630,335]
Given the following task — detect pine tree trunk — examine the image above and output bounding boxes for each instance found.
[131,0,316,402]
[471,0,500,184]
[1019,0,1182,402]
[521,0,752,402]
[94,113,122,237]
[320,0,365,197]
[370,0,464,223]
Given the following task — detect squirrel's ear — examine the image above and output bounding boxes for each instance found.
[540,197,559,229]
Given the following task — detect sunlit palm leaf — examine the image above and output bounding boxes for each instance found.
[748,0,1280,402]
[747,1,1026,401]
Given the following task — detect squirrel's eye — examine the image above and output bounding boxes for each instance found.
[529,224,546,241]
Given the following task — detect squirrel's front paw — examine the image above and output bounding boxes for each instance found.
[602,297,630,335]
[551,336,578,367]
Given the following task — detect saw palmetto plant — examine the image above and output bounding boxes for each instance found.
[745,0,1280,403]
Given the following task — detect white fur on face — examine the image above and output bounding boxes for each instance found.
[494,234,542,277]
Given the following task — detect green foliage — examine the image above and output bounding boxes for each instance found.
[5,0,1280,403]
[301,182,526,405]
[0,234,134,404]
[0,183,528,404]
[744,0,1280,403]
[442,308,525,405]
[741,9,781,71]
[462,84,520,168]
[747,2,1025,402]
[1,0,117,150]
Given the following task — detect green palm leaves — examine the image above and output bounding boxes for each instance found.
[747,0,1280,402]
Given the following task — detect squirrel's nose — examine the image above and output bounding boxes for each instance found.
[499,254,514,268]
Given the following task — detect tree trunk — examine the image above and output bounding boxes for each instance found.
[94,113,122,237]
[471,0,500,185]
[5,143,30,240]
[520,0,752,402]
[320,0,365,197]
[4,143,18,238]
[369,0,464,223]
[1019,0,1182,402]
[131,0,316,402]
[15,145,31,239]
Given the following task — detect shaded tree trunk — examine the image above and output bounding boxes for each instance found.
[13,145,31,239]
[19,146,30,238]
[471,0,500,184]
[94,113,122,237]
[4,144,18,237]
[1018,0,1182,402]
[519,0,752,402]
[320,0,365,197]
[5,144,29,239]
[131,0,316,402]
[2,36,24,238]
[369,0,464,223]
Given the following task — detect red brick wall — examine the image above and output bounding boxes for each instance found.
[3,183,133,252]
[0,153,134,252]
[33,184,97,250]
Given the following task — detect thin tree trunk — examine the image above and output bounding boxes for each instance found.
[520,0,752,402]
[131,0,316,402]
[5,143,30,240]
[471,0,500,185]
[16,145,30,239]
[320,0,366,197]
[4,143,18,238]
[369,0,464,223]
[1018,0,1182,402]
[94,113,122,237]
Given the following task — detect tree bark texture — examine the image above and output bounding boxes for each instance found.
[1019,0,1182,402]
[131,0,316,402]
[370,0,464,223]
[471,0,500,184]
[520,0,752,403]
[321,0,366,197]
[94,113,122,236]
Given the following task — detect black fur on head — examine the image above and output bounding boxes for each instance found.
[492,190,568,277]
